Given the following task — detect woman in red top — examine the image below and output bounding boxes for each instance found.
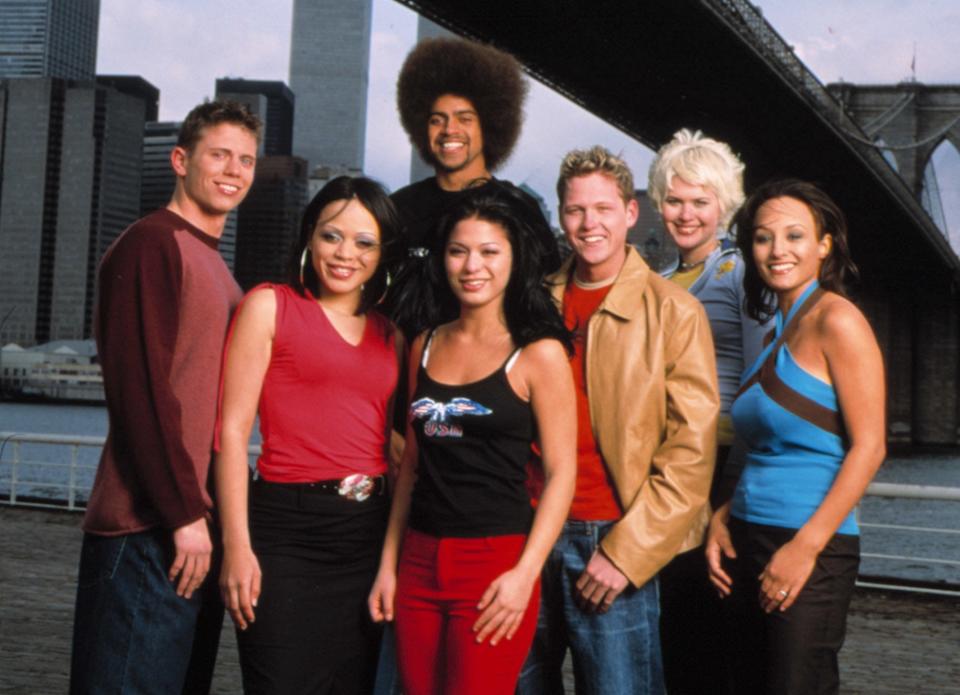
[215,176,403,694]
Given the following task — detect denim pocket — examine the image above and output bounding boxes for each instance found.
[77,533,128,588]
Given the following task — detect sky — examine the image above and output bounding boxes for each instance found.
[96,0,960,237]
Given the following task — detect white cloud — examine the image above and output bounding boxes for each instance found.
[759,0,960,84]
[96,0,292,120]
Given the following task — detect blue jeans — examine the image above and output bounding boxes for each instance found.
[516,520,665,695]
[70,528,223,694]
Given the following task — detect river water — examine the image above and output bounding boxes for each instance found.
[1,402,958,586]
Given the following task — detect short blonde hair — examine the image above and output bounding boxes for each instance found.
[557,146,635,205]
[647,129,745,228]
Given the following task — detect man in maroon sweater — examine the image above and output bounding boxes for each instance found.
[70,101,261,694]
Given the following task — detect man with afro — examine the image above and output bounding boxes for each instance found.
[385,36,561,339]
[372,38,563,695]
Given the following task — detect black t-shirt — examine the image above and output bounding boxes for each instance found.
[390,176,561,268]
[408,350,535,537]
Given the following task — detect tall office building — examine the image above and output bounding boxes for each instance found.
[140,121,180,217]
[0,0,99,80]
[98,75,159,121]
[0,77,149,345]
[216,78,294,156]
[289,0,372,172]
[234,156,308,290]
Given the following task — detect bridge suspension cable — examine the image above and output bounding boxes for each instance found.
[861,92,915,136]
[844,113,960,151]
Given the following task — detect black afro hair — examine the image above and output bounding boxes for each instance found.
[397,37,528,172]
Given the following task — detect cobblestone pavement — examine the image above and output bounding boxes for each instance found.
[1,506,958,694]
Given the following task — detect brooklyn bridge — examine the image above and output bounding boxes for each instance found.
[404,0,960,447]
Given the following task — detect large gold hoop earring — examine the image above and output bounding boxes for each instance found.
[299,247,309,287]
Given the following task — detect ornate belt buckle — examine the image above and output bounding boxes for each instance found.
[338,473,374,502]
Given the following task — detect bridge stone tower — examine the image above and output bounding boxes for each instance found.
[828,82,960,446]
[827,83,960,209]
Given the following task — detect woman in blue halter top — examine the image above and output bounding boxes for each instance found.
[705,180,886,695]
[367,185,576,695]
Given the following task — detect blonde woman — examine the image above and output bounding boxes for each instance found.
[648,129,769,694]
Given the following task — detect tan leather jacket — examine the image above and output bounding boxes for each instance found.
[549,247,720,587]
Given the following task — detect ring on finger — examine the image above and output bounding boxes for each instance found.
[777,589,789,599]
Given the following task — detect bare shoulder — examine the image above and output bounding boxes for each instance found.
[515,338,573,404]
[227,287,278,347]
[816,292,871,334]
[518,338,570,371]
[814,292,878,352]
[236,285,278,324]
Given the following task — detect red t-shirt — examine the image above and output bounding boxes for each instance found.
[528,281,622,521]
[223,284,398,483]
[563,281,623,520]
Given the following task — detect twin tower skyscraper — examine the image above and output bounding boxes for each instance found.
[290,0,371,174]
[290,0,449,177]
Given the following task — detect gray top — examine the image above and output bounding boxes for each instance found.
[663,241,770,416]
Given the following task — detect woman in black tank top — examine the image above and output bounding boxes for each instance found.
[368,185,577,695]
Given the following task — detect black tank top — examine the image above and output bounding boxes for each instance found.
[408,336,536,537]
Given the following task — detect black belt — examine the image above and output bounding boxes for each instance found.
[255,474,386,501]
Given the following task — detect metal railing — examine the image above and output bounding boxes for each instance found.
[2,431,958,595]
[0,432,260,511]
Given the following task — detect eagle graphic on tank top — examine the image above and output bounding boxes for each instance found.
[410,397,492,438]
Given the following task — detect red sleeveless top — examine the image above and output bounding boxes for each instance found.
[250,284,398,482]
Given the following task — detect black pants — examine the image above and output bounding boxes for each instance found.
[659,446,731,695]
[659,544,728,695]
[721,518,860,695]
[237,478,389,695]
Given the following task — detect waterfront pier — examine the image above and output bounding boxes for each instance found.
[1,505,958,693]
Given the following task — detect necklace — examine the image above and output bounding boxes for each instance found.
[678,259,706,272]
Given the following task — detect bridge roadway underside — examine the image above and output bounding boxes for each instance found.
[400,0,960,445]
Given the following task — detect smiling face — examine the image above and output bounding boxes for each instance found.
[170,122,257,232]
[427,94,486,179]
[752,195,832,308]
[560,173,638,283]
[661,176,722,265]
[444,216,513,312]
[309,198,382,304]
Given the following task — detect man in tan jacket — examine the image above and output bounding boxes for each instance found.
[517,147,719,695]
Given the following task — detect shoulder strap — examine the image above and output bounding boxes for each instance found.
[504,347,522,374]
[420,328,437,368]
[735,287,824,399]
[735,287,846,438]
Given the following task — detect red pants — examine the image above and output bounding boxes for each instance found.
[395,529,540,695]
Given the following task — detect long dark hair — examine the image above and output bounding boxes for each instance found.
[735,179,859,321]
[287,176,403,315]
[389,183,572,353]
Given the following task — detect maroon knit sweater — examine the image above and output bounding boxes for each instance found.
[83,209,242,536]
